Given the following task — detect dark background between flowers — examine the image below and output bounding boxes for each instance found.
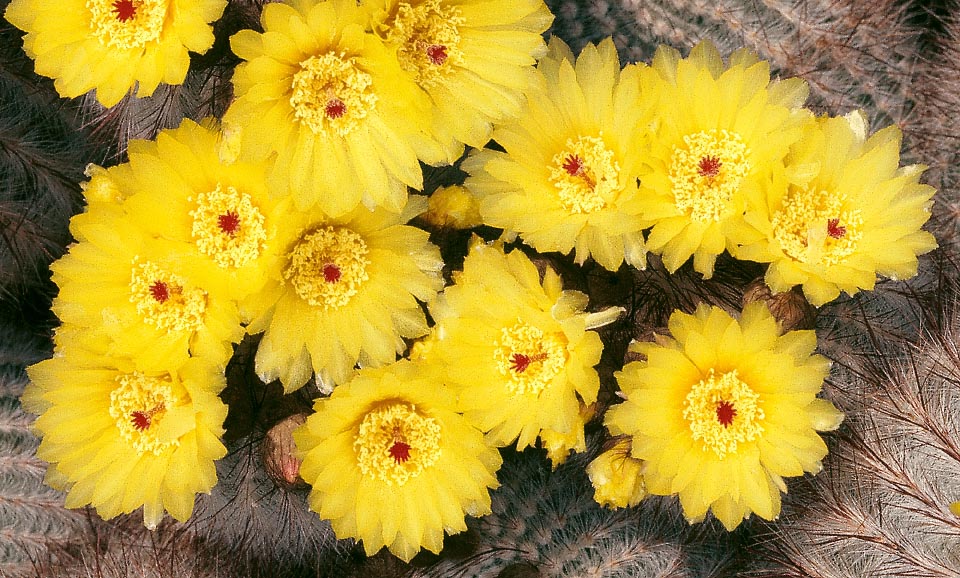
[1,0,959,576]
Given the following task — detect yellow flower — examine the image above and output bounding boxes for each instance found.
[111,118,286,306]
[421,185,483,229]
[23,347,228,529]
[430,239,619,450]
[5,0,226,107]
[369,0,551,153]
[951,501,960,517]
[636,41,811,278]
[463,38,651,272]
[294,359,501,562]
[735,111,937,306]
[605,303,842,530]
[225,0,447,216]
[51,208,243,371]
[587,436,646,509]
[244,198,444,393]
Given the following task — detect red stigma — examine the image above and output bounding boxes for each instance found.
[131,411,151,431]
[715,400,737,427]
[325,98,346,119]
[827,218,846,239]
[510,352,547,373]
[149,281,169,303]
[697,156,722,179]
[322,263,341,283]
[562,155,585,176]
[426,44,448,66]
[389,441,411,463]
[112,0,137,22]
[218,211,241,236]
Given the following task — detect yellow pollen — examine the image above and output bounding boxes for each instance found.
[494,323,568,395]
[283,226,370,310]
[669,129,750,222]
[189,183,267,269]
[682,368,764,459]
[548,135,619,214]
[386,0,465,88]
[86,0,166,50]
[129,259,207,333]
[770,188,863,266]
[354,402,441,486]
[109,372,180,456]
[289,53,378,138]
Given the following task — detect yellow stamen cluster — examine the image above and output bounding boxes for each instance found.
[682,368,764,459]
[129,260,208,333]
[283,226,370,310]
[669,129,750,222]
[189,183,267,269]
[354,402,441,486]
[493,323,567,395]
[86,0,166,50]
[387,0,465,89]
[549,135,619,214]
[771,188,863,266]
[289,52,378,138]
[109,372,179,455]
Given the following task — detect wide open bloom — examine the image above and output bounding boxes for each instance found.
[464,38,651,272]
[606,303,842,530]
[244,197,444,393]
[224,0,448,215]
[294,359,501,561]
[369,0,551,154]
[24,346,228,529]
[430,239,620,453]
[5,0,226,107]
[636,41,811,278]
[735,111,937,306]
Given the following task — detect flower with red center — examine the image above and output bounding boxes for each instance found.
[5,0,226,107]
[294,360,501,561]
[606,303,842,530]
[735,111,937,306]
[429,239,622,455]
[24,347,229,529]
[464,37,652,272]
[244,197,444,393]
[225,0,447,216]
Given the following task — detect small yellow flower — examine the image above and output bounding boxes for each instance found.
[224,0,447,215]
[24,347,228,529]
[244,198,444,393]
[606,303,842,530]
[421,185,483,229]
[735,111,937,306]
[5,0,226,107]
[636,41,811,278]
[112,118,285,305]
[369,0,551,153]
[951,501,960,517]
[294,359,501,562]
[587,436,646,509]
[464,38,651,272]
[51,209,243,371]
[430,239,619,451]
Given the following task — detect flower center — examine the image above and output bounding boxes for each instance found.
[129,260,207,333]
[770,187,863,266]
[386,0,465,88]
[283,226,370,310]
[669,129,750,223]
[549,135,620,214]
[189,183,268,269]
[87,0,166,50]
[289,53,378,138]
[682,369,764,459]
[494,323,567,395]
[109,372,180,455]
[354,402,441,486]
